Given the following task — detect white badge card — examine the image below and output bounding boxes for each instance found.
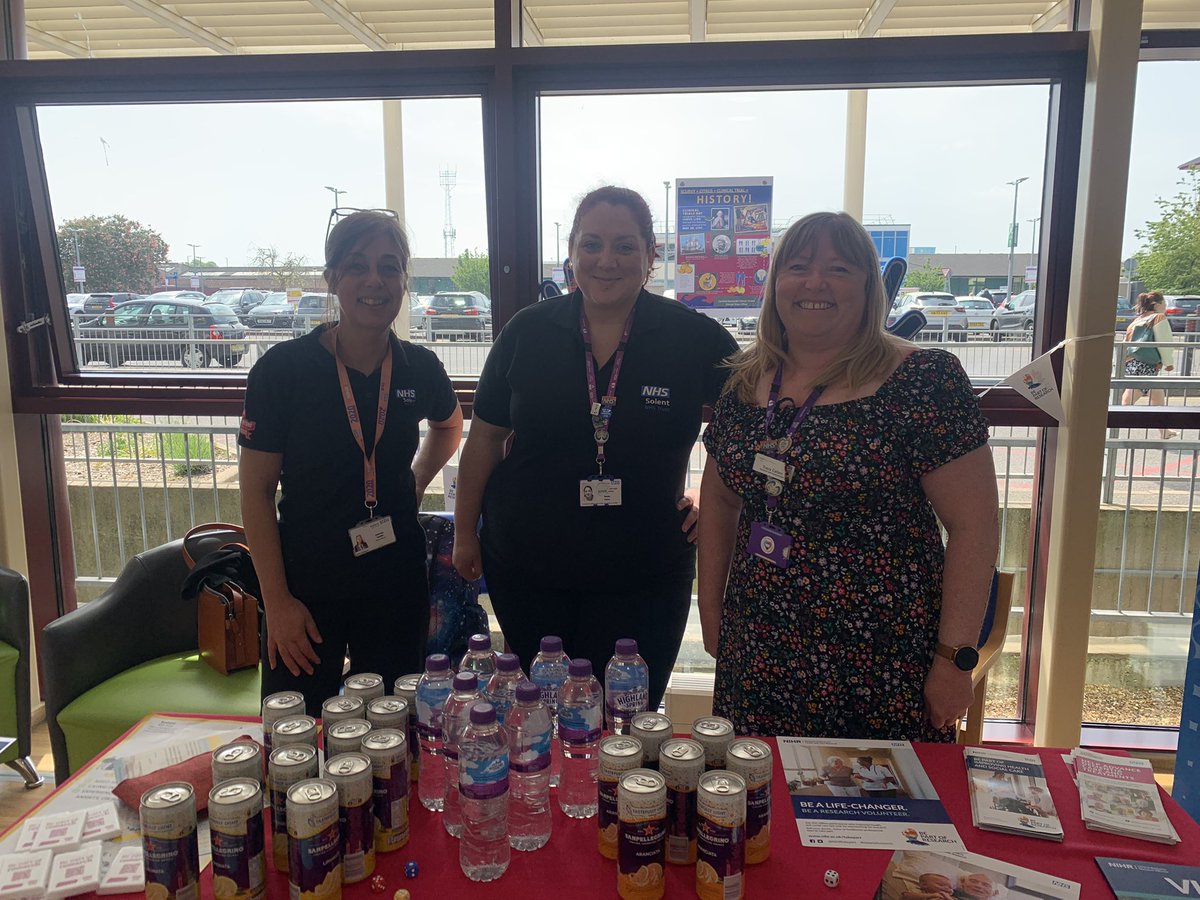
[580,478,622,507]
[752,452,788,482]
[349,515,397,556]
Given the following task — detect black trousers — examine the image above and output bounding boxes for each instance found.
[482,552,694,713]
[260,557,430,718]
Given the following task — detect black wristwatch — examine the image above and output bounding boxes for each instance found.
[935,642,979,672]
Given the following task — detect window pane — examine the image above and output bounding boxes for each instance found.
[38,97,489,378]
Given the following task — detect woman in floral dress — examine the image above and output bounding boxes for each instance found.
[697,212,999,742]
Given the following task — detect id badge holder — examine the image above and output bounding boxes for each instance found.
[349,515,397,556]
[580,478,623,507]
[748,520,792,568]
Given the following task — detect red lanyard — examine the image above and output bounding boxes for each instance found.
[580,301,637,475]
[334,330,392,516]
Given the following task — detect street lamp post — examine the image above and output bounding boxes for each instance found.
[68,228,84,292]
[554,221,562,266]
[1005,177,1029,298]
[187,243,202,292]
[325,185,345,208]
[663,180,671,292]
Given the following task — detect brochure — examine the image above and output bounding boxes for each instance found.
[964,746,1063,840]
[874,849,1081,900]
[1073,748,1180,844]
[1097,857,1200,899]
[778,736,965,851]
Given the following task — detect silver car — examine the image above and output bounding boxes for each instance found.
[893,292,966,342]
[956,297,995,335]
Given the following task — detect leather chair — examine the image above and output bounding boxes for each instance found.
[41,532,261,784]
[0,566,44,788]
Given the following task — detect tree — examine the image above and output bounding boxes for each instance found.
[452,249,491,296]
[57,214,168,293]
[903,259,947,292]
[1134,173,1200,293]
[251,245,310,291]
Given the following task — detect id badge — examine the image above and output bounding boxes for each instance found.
[748,521,792,568]
[349,515,397,556]
[752,453,788,481]
[580,478,622,507]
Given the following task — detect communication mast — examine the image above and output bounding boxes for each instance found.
[440,168,457,258]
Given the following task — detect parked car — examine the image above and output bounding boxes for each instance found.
[245,295,296,329]
[984,287,1010,307]
[291,293,336,338]
[422,291,492,340]
[142,290,207,304]
[66,293,88,316]
[207,287,266,322]
[75,298,247,368]
[80,291,140,319]
[955,297,995,334]
[989,289,1037,338]
[1164,295,1200,332]
[889,292,966,341]
[1115,296,1137,331]
[738,316,758,335]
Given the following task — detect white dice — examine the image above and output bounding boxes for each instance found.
[824,869,840,888]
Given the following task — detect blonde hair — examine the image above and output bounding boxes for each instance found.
[723,211,908,402]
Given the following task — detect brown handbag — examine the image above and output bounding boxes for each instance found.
[182,523,261,675]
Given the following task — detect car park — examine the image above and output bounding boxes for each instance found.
[890,292,966,341]
[245,294,296,329]
[989,289,1037,338]
[75,298,247,368]
[955,297,995,334]
[291,293,336,338]
[1164,295,1200,332]
[421,291,492,340]
[206,287,266,322]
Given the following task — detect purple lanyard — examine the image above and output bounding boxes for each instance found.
[762,364,823,514]
[580,302,637,475]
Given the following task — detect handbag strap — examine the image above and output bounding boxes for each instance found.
[182,522,246,568]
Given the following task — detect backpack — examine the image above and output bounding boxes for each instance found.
[1128,319,1161,365]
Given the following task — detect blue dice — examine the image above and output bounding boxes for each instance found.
[404,861,418,879]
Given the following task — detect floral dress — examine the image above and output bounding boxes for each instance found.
[703,349,989,742]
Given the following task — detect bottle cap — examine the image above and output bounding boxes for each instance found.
[425,653,451,672]
[496,653,521,672]
[515,680,540,703]
[539,635,563,654]
[568,659,592,678]
[615,638,638,656]
[469,701,497,725]
[468,633,491,651]
[453,672,478,692]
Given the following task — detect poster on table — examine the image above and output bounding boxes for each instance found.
[777,736,965,851]
[1097,857,1200,899]
[875,849,1080,900]
[673,177,773,318]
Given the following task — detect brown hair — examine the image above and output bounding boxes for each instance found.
[324,210,411,294]
[723,211,908,402]
[1136,290,1164,315]
[567,186,659,280]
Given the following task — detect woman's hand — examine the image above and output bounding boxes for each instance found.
[453,528,483,582]
[923,657,974,730]
[265,593,323,677]
[678,488,700,544]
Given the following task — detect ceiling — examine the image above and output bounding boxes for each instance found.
[18,0,1200,60]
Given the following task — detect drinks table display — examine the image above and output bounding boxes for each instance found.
[2,714,1199,897]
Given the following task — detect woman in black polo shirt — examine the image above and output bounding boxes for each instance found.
[452,186,737,709]
[239,210,463,713]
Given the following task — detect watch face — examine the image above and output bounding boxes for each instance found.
[954,646,980,671]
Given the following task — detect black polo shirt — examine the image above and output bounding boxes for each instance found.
[239,324,458,589]
[473,290,738,589]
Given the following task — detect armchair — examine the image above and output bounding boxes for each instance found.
[0,566,44,788]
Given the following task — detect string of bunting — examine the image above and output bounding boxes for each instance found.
[977,332,1117,423]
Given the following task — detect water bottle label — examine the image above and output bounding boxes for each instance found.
[415,684,450,736]
[511,729,552,773]
[460,751,510,800]
[558,706,601,743]
[606,686,648,717]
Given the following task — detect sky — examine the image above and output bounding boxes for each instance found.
[33,59,1200,275]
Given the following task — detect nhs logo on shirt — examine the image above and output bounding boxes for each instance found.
[394,388,417,405]
[641,385,670,411]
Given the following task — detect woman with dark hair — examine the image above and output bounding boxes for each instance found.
[1120,290,1176,438]
[452,186,737,708]
[698,211,998,741]
[239,209,463,713]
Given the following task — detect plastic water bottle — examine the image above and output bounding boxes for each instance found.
[529,635,570,788]
[557,658,603,818]
[505,680,552,851]
[459,702,510,882]
[416,652,453,812]
[441,672,482,837]
[485,653,525,726]
[459,632,497,687]
[604,638,650,735]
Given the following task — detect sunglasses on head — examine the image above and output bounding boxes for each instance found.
[325,207,400,243]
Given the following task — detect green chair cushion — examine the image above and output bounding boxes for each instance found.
[57,651,261,776]
[0,640,17,764]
